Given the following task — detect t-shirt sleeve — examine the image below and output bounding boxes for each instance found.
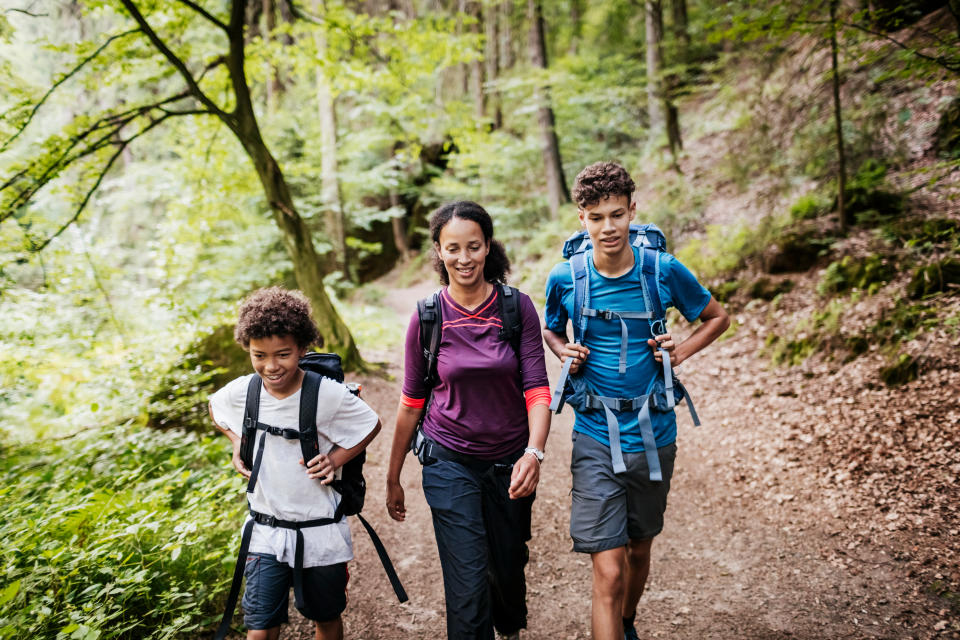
[543,262,570,335]
[208,374,253,437]
[660,253,712,322]
[323,382,380,450]
[400,310,428,407]
[517,292,549,393]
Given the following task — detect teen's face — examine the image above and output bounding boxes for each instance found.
[578,195,636,259]
[248,334,306,396]
[435,216,490,289]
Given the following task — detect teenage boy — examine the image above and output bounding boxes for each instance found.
[543,162,729,640]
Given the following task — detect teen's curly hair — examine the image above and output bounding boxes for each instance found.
[571,161,636,209]
[234,286,322,350]
[429,201,511,285]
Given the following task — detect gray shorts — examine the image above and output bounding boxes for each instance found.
[569,431,677,553]
[242,553,348,629]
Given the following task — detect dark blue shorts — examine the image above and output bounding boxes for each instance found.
[241,553,348,630]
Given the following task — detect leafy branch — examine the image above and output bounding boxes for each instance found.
[0,29,140,153]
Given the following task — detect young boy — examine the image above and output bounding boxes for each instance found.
[543,162,729,640]
[209,286,381,640]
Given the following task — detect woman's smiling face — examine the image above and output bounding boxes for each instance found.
[435,216,490,289]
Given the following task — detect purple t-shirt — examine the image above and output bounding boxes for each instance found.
[402,286,549,459]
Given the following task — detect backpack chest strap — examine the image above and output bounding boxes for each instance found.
[580,308,654,374]
[244,418,307,441]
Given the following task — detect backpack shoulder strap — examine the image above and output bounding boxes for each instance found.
[569,251,590,343]
[639,246,667,334]
[297,371,323,468]
[497,284,523,356]
[417,292,443,388]
[240,375,262,470]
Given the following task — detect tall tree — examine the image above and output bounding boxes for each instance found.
[313,1,350,280]
[485,0,503,129]
[645,0,682,164]
[0,1,364,367]
[527,0,570,216]
[829,0,848,234]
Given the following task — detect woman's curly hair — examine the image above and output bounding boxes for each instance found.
[429,201,511,285]
[571,161,636,209]
[234,286,322,350]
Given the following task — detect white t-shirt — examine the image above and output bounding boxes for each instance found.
[209,373,379,568]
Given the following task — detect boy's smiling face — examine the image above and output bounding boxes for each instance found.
[248,334,307,398]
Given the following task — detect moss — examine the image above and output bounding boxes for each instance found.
[934,97,960,160]
[839,159,905,228]
[146,324,250,431]
[907,258,960,299]
[711,279,742,303]
[879,353,919,387]
[818,255,895,295]
[789,192,831,221]
[762,226,834,274]
[883,217,960,247]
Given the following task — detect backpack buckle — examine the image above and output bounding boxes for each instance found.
[598,309,615,320]
[651,318,667,336]
[255,513,277,527]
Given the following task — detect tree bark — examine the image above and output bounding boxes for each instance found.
[829,0,848,234]
[671,0,690,60]
[645,0,666,138]
[527,0,570,216]
[225,0,362,367]
[390,189,411,261]
[465,0,485,123]
[314,9,351,281]
[485,0,503,129]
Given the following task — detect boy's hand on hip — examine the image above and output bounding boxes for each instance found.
[561,343,590,374]
[302,454,336,484]
[647,333,677,364]
[509,453,540,499]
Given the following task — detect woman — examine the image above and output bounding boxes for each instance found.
[385,201,552,640]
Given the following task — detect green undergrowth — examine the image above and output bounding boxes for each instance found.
[0,427,243,639]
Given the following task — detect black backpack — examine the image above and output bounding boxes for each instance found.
[215,352,406,640]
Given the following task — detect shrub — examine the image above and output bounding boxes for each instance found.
[0,427,243,639]
[818,255,895,295]
[907,258,960,299]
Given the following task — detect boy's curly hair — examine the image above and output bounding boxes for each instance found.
[234,286,322,350]
[571,161,636,208]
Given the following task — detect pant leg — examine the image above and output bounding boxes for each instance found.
[481,467,534,635]
[422,460,495,640]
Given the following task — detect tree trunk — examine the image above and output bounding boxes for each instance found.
[671,0,690,61]
[262,0,280,114]
[485,0,502,129]
[569,0,584,55]
[527,0,570,217]
[314,12,351,281]
[390,190,411,261]
[500,0,514,73]
[645,0,666,139]
[226,0,362,367]
[465,0,485,123]
[829,0,848,234]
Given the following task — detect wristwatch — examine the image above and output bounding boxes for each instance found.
[523,447,545,463]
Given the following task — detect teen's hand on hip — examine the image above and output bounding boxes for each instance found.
[231,449,251,479]
[647,334,677,364]
[509,453,540,500]
[302,453,336,484]
[561,343,590,374]
[386,481,406,521]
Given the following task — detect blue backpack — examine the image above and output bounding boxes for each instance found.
[548,223,700,481]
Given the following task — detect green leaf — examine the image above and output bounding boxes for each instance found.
[0,580,19,606]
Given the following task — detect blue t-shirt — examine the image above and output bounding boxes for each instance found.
[544,247,711,451]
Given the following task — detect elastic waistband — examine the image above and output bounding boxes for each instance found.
[421,437,523,473]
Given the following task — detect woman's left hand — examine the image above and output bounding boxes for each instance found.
[508,452,540,499]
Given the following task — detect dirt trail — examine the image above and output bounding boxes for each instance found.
[282,277,954,640]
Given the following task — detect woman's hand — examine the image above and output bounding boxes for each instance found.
[647,333,678,365]
[508,452,540,499]
[386,480,407,521]
[302,453,336,484]
[560,343,590,374]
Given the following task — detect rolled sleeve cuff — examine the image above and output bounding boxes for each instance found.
[524,386,552,411]
[400,394,426,409]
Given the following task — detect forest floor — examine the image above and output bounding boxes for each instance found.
[272,269,960,640]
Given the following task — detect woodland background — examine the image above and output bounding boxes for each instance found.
[0,0,958,638]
